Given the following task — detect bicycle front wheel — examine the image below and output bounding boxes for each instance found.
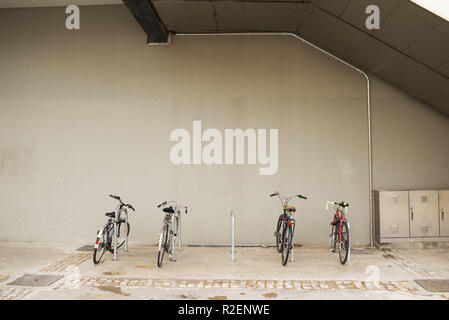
[116,222,130,249]
[275,215,284,253]
[157,224,169,268]
[281,225,293,266]
[338,221,350,265]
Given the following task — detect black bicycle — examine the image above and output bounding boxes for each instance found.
[93,194,135,264]
[271,191,308,265]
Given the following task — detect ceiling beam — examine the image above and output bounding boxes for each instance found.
[122,0,169,44]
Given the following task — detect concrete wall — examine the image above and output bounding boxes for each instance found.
[0,6,448,245]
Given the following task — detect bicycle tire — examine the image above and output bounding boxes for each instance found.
[171,215,179,253]
[338,221,350,265]
[157,224,169,268]
[282,225,293,266]
[93,228,107,264]
[116,222,130,249]
[330,221,337,253]
[275,215,283,253]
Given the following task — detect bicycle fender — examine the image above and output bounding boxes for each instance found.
[94,226,106,248]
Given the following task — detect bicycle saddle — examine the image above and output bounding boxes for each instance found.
[105,212,115,218]
[283,206,296,212]
[163,206,175,214]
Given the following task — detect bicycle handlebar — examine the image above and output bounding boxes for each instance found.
[109,194,135,211]
[326,201,349,211]
[158,200,191,214]
[109,194,121,201]
[269,192,307,199]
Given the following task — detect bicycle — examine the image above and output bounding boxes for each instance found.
[326,201,350,265]
[156,201,191,267]
[93,194,135,264]
[271,191,308,265]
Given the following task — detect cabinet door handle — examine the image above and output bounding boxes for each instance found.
[410,208,413,221]
[442,210,445,221]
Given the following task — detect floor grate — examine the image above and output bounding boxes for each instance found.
[76,245,94,252]
[7,274,64,287]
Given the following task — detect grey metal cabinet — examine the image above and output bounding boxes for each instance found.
[409,190,439,237]
[439,190,449,237]
[375,189,448,244]
[378,191,410,238]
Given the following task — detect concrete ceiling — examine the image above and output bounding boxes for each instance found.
[149,0,449,116]
[1,0,447,116]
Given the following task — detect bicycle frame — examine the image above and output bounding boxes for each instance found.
[333,207,346,242]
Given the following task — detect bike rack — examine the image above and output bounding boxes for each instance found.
[113,207,129,261]
[178,209,182,252]
[231,210,235,261]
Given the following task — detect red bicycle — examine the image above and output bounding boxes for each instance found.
[326,201,350,265]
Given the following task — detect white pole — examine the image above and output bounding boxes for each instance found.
[291,242,294,263]
[231,210,235,261]
[113,219,117,261]
[178,211,182,252]
[124,210,129,252]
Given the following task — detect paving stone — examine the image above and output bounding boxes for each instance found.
[414,279,449,292]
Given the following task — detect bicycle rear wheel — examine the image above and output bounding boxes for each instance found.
[116,222,130,249]
[275,215,284,253]
[93,227,108,264]
[281,225,293,266]
[157,224,169,268]
[338,221,350,265]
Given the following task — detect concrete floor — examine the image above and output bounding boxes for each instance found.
[0,242,448,300]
